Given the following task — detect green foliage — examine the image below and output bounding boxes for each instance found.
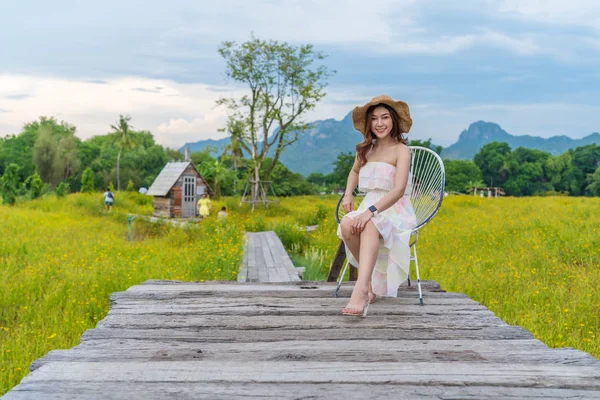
[473,141,512,187]
[586,166,600,196]
[126,179,135,192]
[31,117,80,186]
[24,173,44,199]
[108,182,115,193]
[81,168,95,193]
[330,152,355,188]
[444,159,483,193]
[56,182,70,197]
[0,163,20,205]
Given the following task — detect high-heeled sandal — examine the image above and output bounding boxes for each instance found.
[342,293,370,317]
[368,292,377,304]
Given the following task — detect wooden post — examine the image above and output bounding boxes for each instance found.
[327,240,358,282]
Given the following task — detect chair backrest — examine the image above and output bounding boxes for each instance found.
[408,146,445,231]
[335,146,445,227]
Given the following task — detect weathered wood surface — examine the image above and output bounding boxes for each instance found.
[237,231,301,283]
[5,280,600,400]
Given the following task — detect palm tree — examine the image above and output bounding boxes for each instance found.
[111,115,137,191]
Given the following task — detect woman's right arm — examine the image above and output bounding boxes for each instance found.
[342,155,360,212]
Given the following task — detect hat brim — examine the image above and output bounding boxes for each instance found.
[352,96,412,135]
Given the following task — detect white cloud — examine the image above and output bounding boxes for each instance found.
[495,0,600,30]
[0,74,247,148]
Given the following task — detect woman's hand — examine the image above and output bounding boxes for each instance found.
[352,210,373,234]
[342,194,354,213]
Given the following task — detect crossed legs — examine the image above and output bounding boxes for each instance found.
[340,216,381,314]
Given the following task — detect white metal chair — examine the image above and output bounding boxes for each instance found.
[333,146,446,305]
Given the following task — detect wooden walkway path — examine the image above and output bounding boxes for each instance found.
[237,231,301,283]
[5,280,600,399]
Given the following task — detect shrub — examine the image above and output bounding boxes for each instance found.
[81,168,95,193]
[24,173,44,199]
[56,182,70,198]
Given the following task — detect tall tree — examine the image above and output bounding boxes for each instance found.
[110,115,137,191]
[473,142,512,187]
[217,36,333,205]
[32,125,58,183]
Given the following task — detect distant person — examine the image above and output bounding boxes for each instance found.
[197,193,212,218]
[138,187,148,195]
[217,206,228,220]
[103,188,114,211]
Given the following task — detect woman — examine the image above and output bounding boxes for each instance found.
[197,193,212,218]
[337,95,417,317]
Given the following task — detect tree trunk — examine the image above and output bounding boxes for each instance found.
[251,163,261,205]
[116,148,122,191]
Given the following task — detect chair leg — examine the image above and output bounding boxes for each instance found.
[334,259,349,298]
[413,244,424,305]
[407,246,412,287]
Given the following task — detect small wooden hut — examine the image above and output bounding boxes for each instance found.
[146,155,212,218]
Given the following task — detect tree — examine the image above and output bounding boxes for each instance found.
[1,163,20,205]
[586,166,600,196]
[473,142,512,187]
[110,115,138,191]
[330,152,355,188]
[217,35,333,205]
[81,167,95,193]
[443,160,482,193]
[32,125,59,183]
[31,117,80,185]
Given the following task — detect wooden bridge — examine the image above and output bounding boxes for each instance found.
[237,231,302,283]
[4,280,600,399]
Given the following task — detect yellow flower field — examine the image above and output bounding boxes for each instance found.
[1,193,598,394]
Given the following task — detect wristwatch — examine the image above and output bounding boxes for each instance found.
[368,205,378,217]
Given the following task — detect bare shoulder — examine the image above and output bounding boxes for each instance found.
[394,142,410,162]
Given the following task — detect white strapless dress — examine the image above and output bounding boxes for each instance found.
[336,161,417,297]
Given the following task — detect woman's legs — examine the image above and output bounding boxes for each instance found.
[343,221,380,312]
[340,217,378,304]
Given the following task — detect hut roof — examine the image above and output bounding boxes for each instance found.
[147,162,194,196]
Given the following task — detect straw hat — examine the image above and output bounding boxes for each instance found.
[351,95,412,135]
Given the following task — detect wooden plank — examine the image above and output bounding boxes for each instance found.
[14,361,600,389]
[107,300,490,316]
[246,234,258,282]
[95,313,509,330]
[81,325,534,342]
[6,382,599,400]
[254,234,269,282]
[31,340,600,370]
[260,234,284,283]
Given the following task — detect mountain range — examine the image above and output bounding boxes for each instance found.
[181,113,600,176]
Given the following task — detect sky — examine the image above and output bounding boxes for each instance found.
[1,0,600,148]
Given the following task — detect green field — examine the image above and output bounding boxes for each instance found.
[1,193,598,394]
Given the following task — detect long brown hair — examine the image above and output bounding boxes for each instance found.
[355,104,408,168]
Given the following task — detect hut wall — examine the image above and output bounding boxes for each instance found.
[172,187,182,218]
[153,197,172,218]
